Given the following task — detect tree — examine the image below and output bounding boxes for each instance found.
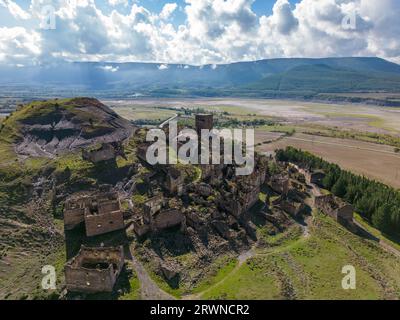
[372,204,391,234]
[332,176,347,198]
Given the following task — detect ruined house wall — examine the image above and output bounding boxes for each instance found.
[65,265,116,293]
[133,219,150,237]
[65,246,124,293]
[165,175,184,195]
[98,201,120,215]
[64,207,86,230]
[315,195,336,218]
[308,172,326,187]
[153,209,185,231]
[242,186,261,212]
[85,210,125,237]
[219,198,243,217]
[74,246,124,267]
[64,197,92,230]
[337,205,354,222]
[315,195,354,223]
[280,201,306,217]
[144,195,164,216]
[270,177,290,195]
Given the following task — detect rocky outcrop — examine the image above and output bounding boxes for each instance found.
[8,98,135,158]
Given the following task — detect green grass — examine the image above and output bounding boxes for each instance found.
[354,213,400,253]
[201,257,282,300]
[191,257,238,295]
[119,273,141,300]
[200,212,400,300]
[257,224,304,250]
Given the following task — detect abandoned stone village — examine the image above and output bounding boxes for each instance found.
[61,113,357,296]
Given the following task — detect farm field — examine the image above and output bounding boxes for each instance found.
[257,133,400,189]
[108,98,400,135]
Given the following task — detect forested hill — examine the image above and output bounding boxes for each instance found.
[1,57,400,96]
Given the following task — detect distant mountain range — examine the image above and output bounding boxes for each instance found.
[1,57,400,98]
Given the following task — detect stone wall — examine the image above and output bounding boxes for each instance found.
[144,195,165,216]
[153,209,186,231]
[279,200,306,217]
[270,175,290,195]
[315,194,354,223]
[65,246,124,293]
[305,170,326,187]
[64,192,125,236]
[64,196,92,230]
[165,167,185,195]
[85,210,125,237]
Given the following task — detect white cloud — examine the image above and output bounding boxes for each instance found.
[270,0,298,35]
[0,0,31,20]
[108,0,128,6]
[160,3,177,20]
[98,65,119,72]
[0,27,40,63]
[0,0,400,65]
[158,64,169,70]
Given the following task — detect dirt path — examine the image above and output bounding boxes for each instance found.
[182,247,257,300]
[130,255,175,300]
[183,216,313,300]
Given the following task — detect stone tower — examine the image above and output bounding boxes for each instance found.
[195,114,214,135]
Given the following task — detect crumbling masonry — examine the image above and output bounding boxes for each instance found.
[65,246,124,293]
[64,192,125,237]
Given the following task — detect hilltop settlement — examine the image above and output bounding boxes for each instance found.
[0,98,367,299]
[55,102,356,296]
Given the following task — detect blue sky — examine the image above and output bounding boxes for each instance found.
[0,0,399,65]
[0,0,301,28]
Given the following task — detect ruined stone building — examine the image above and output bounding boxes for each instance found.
[84,192,125,237]
[270,174,290,195]
[278,200,307,218]
[164,167,185,195]
[133,195,186,236]
[217,155,268,218]
[82,142,127,164]
[64,195,91,230]
[305,169,326,187]
[315,194,354,224]
[65,246,124,293]
[63,192,125,237]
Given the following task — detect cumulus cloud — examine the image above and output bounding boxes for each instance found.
[270,0,298,35]
[0,0,399,66]
[108,0,128,6]
[160,3,177,20]
[0,27,40,63]
[0,0,31,19]
[158,64,169,70]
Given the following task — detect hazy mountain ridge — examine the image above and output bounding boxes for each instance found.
[1,57,400,98]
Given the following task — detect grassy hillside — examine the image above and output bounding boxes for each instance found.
[201,212,400,300]
[247,64,400,93]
